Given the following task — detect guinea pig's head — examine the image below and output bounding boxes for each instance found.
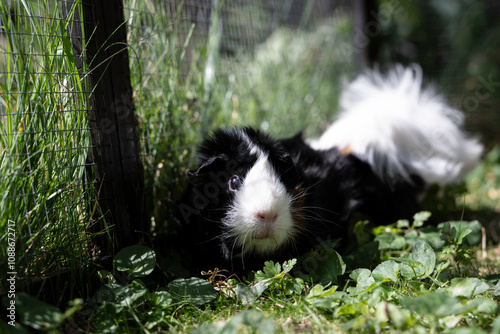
[182,127,305,260]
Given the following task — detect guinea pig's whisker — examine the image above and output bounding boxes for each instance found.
[293,206,340,224]
[290,207,324,223]
[286,237,299,255]
[197,235,222,245]
[296,179,323,194]
[196,210,224,224]
[302,205,340,216]
[293,224,331,243]
[205,208,230,213]
[291,186,310,200]
[291,211,345,239]
[291,227,320,244]
[220,230,233,242]
[229,236,240,263]
[240,229,254,254]
[301,211,343,230]
[200,217,222,224]
[281,163,300,175]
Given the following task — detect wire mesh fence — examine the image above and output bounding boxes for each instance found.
[123,0,209,234]
[0,0,347,297]
[123,0,345,234]
[1,0,499,301]
[0,0,99,297]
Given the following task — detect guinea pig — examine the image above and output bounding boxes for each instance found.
[177,127,308,272]
[177,64,483,274]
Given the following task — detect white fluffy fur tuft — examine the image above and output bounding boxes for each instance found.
[309,64,483,185]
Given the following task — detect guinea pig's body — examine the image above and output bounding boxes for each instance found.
[177,128,422,273]
[177,65,483,273]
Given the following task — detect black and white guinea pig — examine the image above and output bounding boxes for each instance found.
[177,65,483,273]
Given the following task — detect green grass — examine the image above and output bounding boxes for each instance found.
[124,0,198,232]
[206,15,355,139]
[0,1,98,286]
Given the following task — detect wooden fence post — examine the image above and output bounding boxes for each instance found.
[65,0,147,253]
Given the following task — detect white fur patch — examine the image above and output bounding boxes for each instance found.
[309,64,483,185]
[223,152,295,255]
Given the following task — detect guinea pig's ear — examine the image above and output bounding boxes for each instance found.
[187,154,227,176]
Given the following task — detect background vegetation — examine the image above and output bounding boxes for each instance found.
[0,0,499,332]
[0,0,97,294]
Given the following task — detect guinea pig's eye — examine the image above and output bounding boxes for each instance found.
[228,175,242,191]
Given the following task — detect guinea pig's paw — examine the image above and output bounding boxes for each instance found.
[223,156,297,255]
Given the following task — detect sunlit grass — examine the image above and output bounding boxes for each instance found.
[0,0,97,283]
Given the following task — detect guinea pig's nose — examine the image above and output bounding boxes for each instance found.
[256,211,278,224]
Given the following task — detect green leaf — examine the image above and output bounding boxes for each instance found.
[492,315,500,334]
[0,318,30,334]
[305,285,343,308]
[467,298,498,314]
[372,260,400,283]
[400,292,460,318]
[435,260,451,273]
[348,269,377,295]
[354,220,372,245]
[393,257,424,268]
[453,297,498,315]
[300,248,346,285]
[374,233,406,250]
[12,292,63,330]
[457,227,473,245]
[282,258,297,273]
[225,311,275,334]
[192,310,275,334]
[438,221,482,246]
[235,279,271,306]
[443,327,488,334]
[94,303,120,333]
[264,261,281,276]
[405,226,445,249]
[387,302,413,330]
[145,309,167,330]
[97,270,116,284]
[491,279,500,296]
[286,277,305,295]
[149,291,173,308]
[401,292,497,321]
[235,284,256,305]
[255,261,282,281]
[396,219,410,229]
[440,315,464,329]
[168,277,217,305]
[400,241,435,279]
[98,280,149,308]
[306,284,338,300]
[306,284,326,299]
[113,245,156,277]
[335,304,357,316]
[350,268,372,286]
[347,281,378,296]
[447,278,491,298]
[412,211,431,227]
[411,241,436,275]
